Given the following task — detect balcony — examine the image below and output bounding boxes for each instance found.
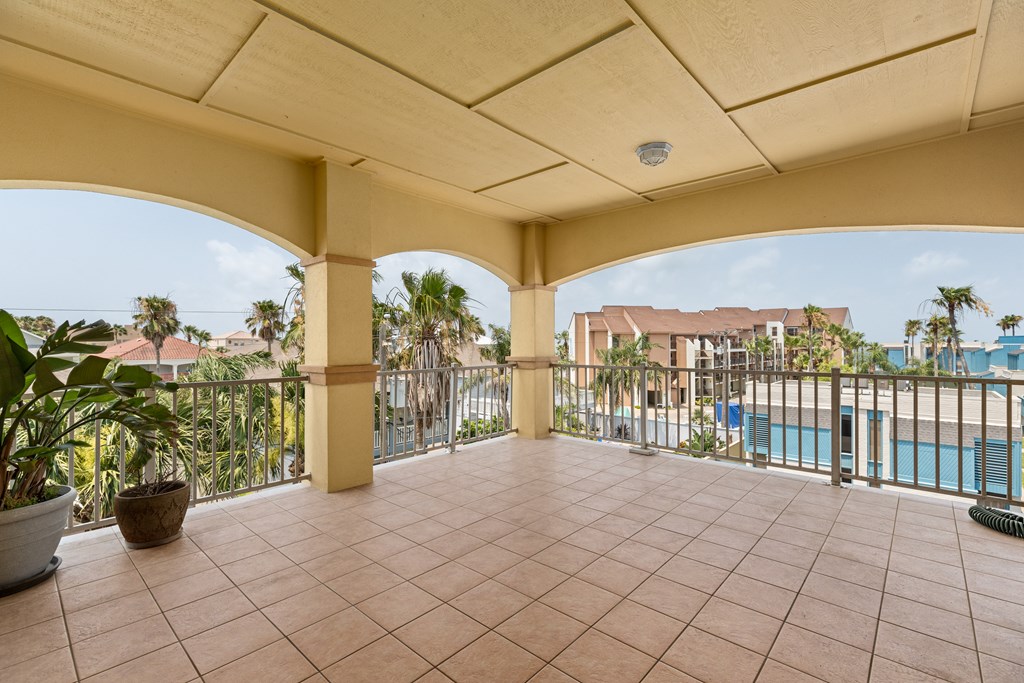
[2,435,1021,682]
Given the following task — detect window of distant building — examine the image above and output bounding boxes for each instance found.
[786,327,799,336]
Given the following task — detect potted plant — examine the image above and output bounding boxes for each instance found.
[113,446,190,549]
[0,312,177,595]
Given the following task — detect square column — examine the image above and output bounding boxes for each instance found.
[509,285,557,439]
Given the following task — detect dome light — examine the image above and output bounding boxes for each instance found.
[636,141,672,167]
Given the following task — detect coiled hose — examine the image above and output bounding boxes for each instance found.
[968,505,1024,538]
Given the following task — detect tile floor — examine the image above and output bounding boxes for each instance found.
[2,436,1023,682]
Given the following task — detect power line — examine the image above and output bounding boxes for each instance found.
[5,307,245,314]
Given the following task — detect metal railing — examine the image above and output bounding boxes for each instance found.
[376,364,513,463]
[554,363,1024,507]
[60,376,308,533]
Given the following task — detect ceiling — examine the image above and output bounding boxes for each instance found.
[1,0,1021,223]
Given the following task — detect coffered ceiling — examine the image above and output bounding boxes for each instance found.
[1,0,1020,223]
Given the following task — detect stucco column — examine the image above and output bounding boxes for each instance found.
[509,285,557,439]
[299,160,377,491]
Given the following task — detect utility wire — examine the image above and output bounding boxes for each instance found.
[5,307,244,314]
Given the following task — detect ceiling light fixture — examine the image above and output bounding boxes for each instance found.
[636,141,672,167]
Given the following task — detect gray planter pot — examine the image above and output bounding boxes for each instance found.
[0,486,74,594]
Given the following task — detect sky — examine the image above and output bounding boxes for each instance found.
[1,189,1020,344]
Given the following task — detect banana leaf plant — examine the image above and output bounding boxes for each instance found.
[0,310,179,511]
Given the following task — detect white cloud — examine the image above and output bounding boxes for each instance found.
[726,247,781,292]
[904,250,967,278]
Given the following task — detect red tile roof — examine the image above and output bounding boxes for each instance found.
[575,306,851,338]
[98,336,206,362]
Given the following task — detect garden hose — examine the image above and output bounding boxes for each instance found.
[968,505,1024,539]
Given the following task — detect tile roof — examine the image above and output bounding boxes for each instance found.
[98,336,205,362]
[575,306,851,338]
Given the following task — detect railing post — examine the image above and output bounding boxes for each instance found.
[378,372,388,461]
[630,365,657,456]
[830,367,842,486]
[448,366,459,453]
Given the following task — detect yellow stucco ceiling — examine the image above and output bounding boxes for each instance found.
[1,0,1021,224]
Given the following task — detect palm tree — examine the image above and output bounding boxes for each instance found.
[592,333,663,430]
[181,324,201,344]
[392,269,483,450]
[246,300,285,353]
[193,329,212,348]
[904,319,922,360]
[997,314,1022,337]
[930,286,991,376]
[478,324,512,426]
[802,304,827,371]
[111,324,127,343]
[924,314,950,377]
[282,263,305,359]
[133,295,180,370]
[555,330,570,362]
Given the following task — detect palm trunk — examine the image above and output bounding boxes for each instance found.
[932,339,938,376]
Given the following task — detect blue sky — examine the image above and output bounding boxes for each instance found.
[1,189,1018,344]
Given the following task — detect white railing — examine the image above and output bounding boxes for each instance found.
[554,364,1024,507]
[376,364,513,463]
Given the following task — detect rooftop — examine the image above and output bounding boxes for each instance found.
[5,437,1021,682]
[97,336,206,362]
[579,306,851,337]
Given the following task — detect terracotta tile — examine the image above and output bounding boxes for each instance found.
[690,597,781,655]
[456,543,525,576]
[880,594,974,649]
[396,518,456,544]
[181,611,281,674]
[733,554,808,592]
[81,643,197,683]
[640,662,701,683]
[801,571,882,618]
[756,659,823,683]
[655,555,729,594]
[0,585,62,636]
[495,528,558,556]
[552,629,655,683]
[191,523,255,550]
[604,539,672,573]
[787,595,877,651]
[589,514,646,539]
[875,622,982,682]
[351,531,419,561]
[380,546,449,579]
[59,569,146,613]
[73,614,176,679]
[55,553,135,590]
[497,602,588,661]
[539,577,621,625]
[324,518,389,545]
[205,639,316,683]
[975,619,1024,667]
[291,607,386,669]
[431,506,487,529]
[151,567,234,611]
[424,530,489,559]
[662,627,763,683]
[394,605,488,664]
[357,582,443,630]
[411,561,488,601]
[322,635,431,683]
[652,513,710,538]
[496,559,570,599]
[66,588,161,642]
[0,641,73,682]
[628,575,709,622]
[530,665,582,682]
[204,535,275,565]
[258,521,322,548]
[769,624,871,683]
[278,534,346,564]
[979,653,1024,683]
[563,527,625,554]
[533,541,600,574]
[555,504,608,525]
[595,599,685,658]
[239,565,321,608]
[629,526,692,553]
[525,515,584,540]
[326,562,405,603]
[575,556,649,596]
[811,551,887,590]
[969,592,1024,633]
[677,539,746,571]
[868,657,947,682]
[749,537,818,570]
[888,552,966,589]
[261,584,350,634]
[450,579,532,627]
[439,632,544,683]
[164,587,255,639]
[300,547,372,583]
[463,516,520,541]
[220,549,294,584]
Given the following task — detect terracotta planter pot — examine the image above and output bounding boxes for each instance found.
[0,486,75,595]
[114,480,189,549]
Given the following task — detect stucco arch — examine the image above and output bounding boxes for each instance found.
[545,121,1024,285]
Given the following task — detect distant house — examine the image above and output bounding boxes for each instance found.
[211,331,261,350]
[98,336,206,380]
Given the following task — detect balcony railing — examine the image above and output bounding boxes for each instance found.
[376,364,513,463]
[59,376,308,533]
[554,363,1024,507]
